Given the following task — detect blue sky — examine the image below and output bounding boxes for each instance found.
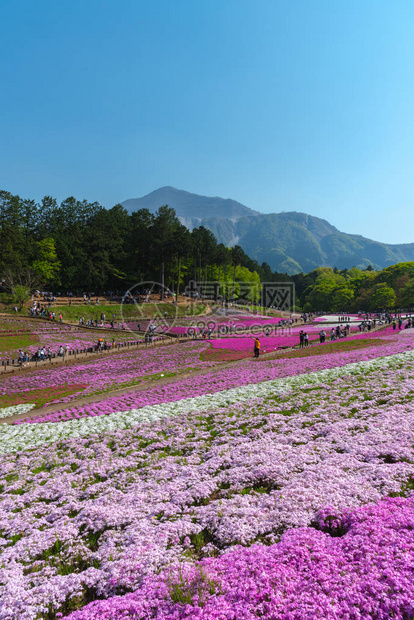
[1,0,414,243]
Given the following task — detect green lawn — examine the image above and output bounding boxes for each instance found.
[0,333,39,355]
[0,384,88,409]
[1,302,209,321]
[0,319,33,332]
[200,347,248,362]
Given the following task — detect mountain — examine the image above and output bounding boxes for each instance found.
[121,187,414,274]
[235,213,414,274]
[122,186,259,221]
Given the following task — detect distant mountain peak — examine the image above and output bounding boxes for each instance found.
[121,188,414,274]
[122,187,260,220]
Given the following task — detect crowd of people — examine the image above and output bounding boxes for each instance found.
[300,312,315,323]
[11,303,414,368]
[78,316,108,328]
[188,327,214,339]
[15,338,122,366]
[357,312,413,331]
[29,305,63,322]
[17,345,69,365]
[279,316,300,328]
[298,322,352,348]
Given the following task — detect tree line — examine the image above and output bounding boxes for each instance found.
[2,189,412,312]
[292,264,414,312]
[0,190,289,300]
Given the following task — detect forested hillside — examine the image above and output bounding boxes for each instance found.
[122,187,414,273]
[2,189,413,313]
[0,190,286,295]
[293,263,414,312]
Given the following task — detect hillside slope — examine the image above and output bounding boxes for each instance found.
[122,188,414,274]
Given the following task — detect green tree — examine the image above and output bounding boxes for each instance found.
[4,268,40,310]
[172,225,192,299]
[331,285,354,311]
[151,206,183,298]
[128,209,155,283]
[234,265,261,303]
[191,226,218,285]
[230,245,246,300]
[368,283,396,310]
[302,270,354,311]
[31,238,61,284]
[398,279,414,308]
[11,284,31,310]
[0,191,26,274]
[84,204,131,289]
[377,262,414,289]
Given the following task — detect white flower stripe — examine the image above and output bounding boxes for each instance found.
[1,348,413,454]
[0,403,36,419]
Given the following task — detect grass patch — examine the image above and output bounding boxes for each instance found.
[0,384,88,410]
[200,346,248,362]
[0,333,39,355]
[47,304,179,321]
[167,564,221,606]
[200,338,320,363]
[1,302,208,320]
[84,370,179,398]
[0,318,35,332]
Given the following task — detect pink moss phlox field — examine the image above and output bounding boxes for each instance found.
[2,357,414,617]
[4,342,216,409]
[208,334,302,351]
[208,323,399,351]
[168,314,285,335]
[65,495,414,620]
[21,328,414,424]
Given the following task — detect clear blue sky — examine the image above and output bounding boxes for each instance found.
[1,0,414,244]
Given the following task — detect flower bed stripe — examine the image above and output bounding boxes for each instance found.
[3,347,414,454]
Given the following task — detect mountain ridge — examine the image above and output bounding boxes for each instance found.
[121,187,414,274]
[122,186,259,220]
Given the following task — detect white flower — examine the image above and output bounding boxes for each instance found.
[2,349,414,454]
[0,403,36,420]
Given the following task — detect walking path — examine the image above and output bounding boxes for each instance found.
[0,335,178,375]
